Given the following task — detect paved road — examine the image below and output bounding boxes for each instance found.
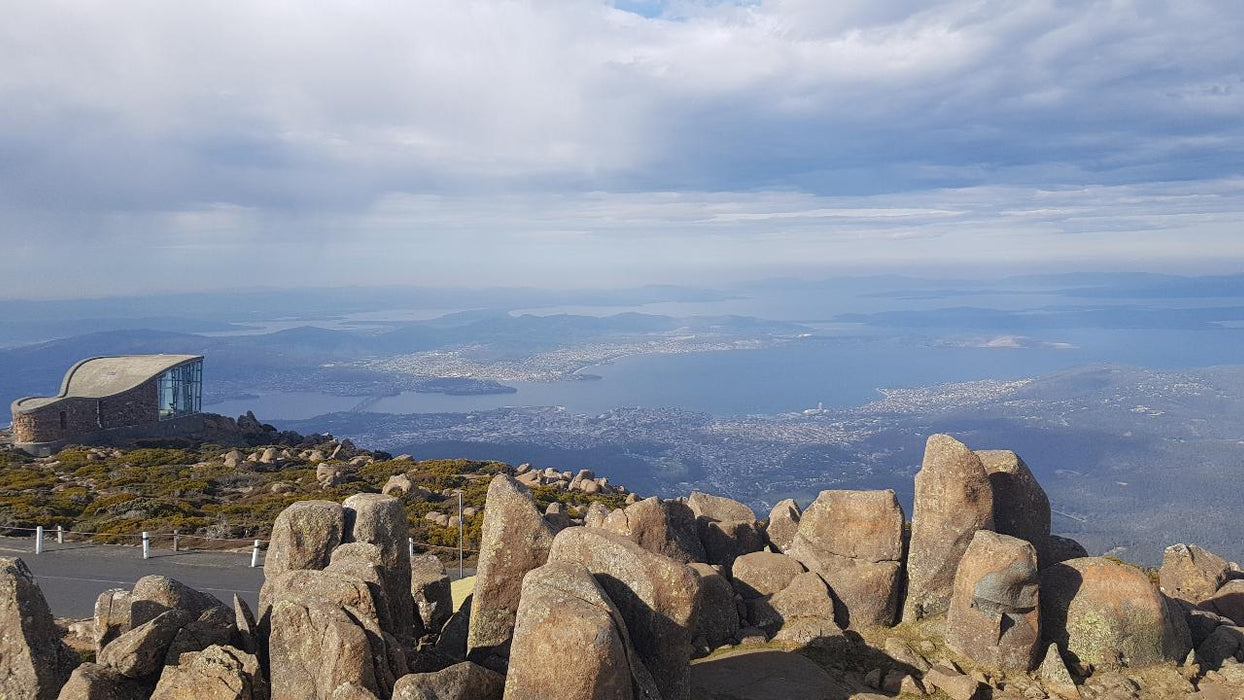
[0,536,265,618]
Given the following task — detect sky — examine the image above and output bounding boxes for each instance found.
[1,0,1242,298]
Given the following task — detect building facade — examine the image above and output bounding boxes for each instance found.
[11,354,203,453]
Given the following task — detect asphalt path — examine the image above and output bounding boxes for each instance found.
[0,536,265,618]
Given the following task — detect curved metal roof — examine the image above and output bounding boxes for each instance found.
[12,354,202,412]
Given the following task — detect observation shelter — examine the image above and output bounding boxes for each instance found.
[10,354,204,455]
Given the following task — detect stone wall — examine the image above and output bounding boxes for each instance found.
[12,380,158,446]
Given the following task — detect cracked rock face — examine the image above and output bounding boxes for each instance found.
[785,489,905,628]
[947,530,1042,671]
[904,434,995,622]
[976,450,1052,567]
[0,557,75,700]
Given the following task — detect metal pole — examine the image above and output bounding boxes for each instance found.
[35,526,43,554]
[142,531,150,560]
[56,525,64,544]
[251,540,261,568]
[173,530,179,552]
[408,537,414,560]
[457,491,464,579]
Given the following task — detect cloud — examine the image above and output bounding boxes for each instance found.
[0,0,1242,296]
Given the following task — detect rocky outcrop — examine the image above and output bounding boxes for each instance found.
[583,502,611,529]
[1160,543,1232,605]
[150,644,265,699]
[687,492,764,566]
[130,575,229,628]
[504,561,660,700]
[94,588,134,653]
[904,434,994,621]
[764,499,800,553]
[602,496,706,564]
[785,489,904,628]
[1207,579,1244,626]
[946,530,1041,671]
[688,563,739,652]
[411,554,453,634]
[976,449,1052,566]
[99,609,194,680]
[392,661,504,700]
[729,551,805,599]
[342,493,417,643]
[1040,557,1192,669]
[56,663,148,700]
[467,475,555,671]
[1036,643,1079,699]
[268,600,389,699]
[265,500,346,576]
[0,557,75,700]
[549,526,697,700]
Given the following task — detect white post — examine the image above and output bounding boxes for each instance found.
[35,526,43,554]
[173,530,179,552]
[142,531,150,560]
[56,525,64,544]
[457,491,464,579]
[408,537,414,560]
[251,540,261,568]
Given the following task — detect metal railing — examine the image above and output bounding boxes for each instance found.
[4,523,478,571]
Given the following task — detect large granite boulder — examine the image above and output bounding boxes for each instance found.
[130,575,229,628]
[747,571,845,648]
[99,609,193,680]
[602,497,706,564]
[584,502,611,529]
[786,489,904,628]
[343,493,418,643]
[94,588,134,653]
[56,663,148,700]
[1207,579,1244,626]
[904,435,994,621]
[268,599,394,700]
[261,568,388,631]
[1160,544,1232,605]
[765,499,801,553]
[467,475,556,671]
[1040,557,1192,669]
[0,557,75,700]
[689,563,740,651]
[946,531,1041,671]
[686,492,764,566]
[392,661,504,700]
[163,606,236,667]
[730,552,805,599]
[412,554,453,634]
[1045,535,1089,567]
[435,595,471,661]
[976,450,1052,565]
[504,561,661,700]
[150,644,265,699]
[266,500,346,577]
[549,526,698,700]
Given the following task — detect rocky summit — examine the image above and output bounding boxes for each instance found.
[3,432,1244,699]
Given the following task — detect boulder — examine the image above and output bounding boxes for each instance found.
[382,473,415,497]
[467,475,555,671]
[1198,625,1244,668]
[316,463,349,488]
[1185,605,1233,647]
[785,489,904,628]
[343,493,418,643]
[56,663,149,700]
[163,606,236,666]
[976,450,1052,565]
[151,644,265,699]
[261,568,388,635]
[687,492,763,566]
[904,435,994,621]
[223,450,244,469]
[130,575,229,628]
[729,552,805,599]
[1036,643,1079,699]
[435,595,471,661]
[266,500,346,577]
[549,526,697,700]
[946,530,1041,671]
[602,497,706,564]
[1208,580,1244,626]
[544,502,572,532]
[688,491,755,523]
[689,563,740,651]
[765,499,801,553]
[268,600,388,700]
[392,661,504,700]
[584,502,611,529]
[747,571,841,643]
[99,609,193,680]
[1040,557,1192,668]
[412,554,453,634]
[94,587,134,653]
[234,595,258,655]
[924,664,986,700]
[504,561,661,700]
[0,557,75,700]
[1160,544,1233,605]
